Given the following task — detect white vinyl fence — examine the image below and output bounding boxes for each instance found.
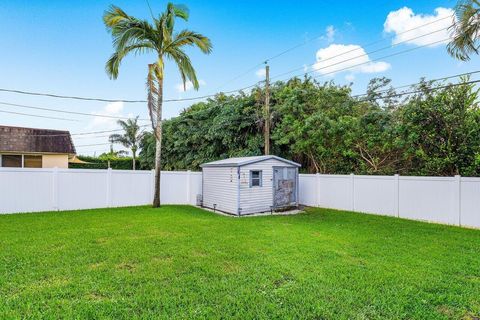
[1,168,479,229]
[0,168,201,214]
[299,174,480,229]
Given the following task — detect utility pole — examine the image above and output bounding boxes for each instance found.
[264,62,270,155]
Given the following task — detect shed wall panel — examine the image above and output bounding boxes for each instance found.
[202,167,238,214]
[239,159,297,215]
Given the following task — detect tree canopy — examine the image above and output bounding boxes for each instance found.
[139,76,480,176]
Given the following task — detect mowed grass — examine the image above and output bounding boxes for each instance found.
[0,206,479,319]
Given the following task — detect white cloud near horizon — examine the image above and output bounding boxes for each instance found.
[384,7,455,47]
[255,68,266,78]
[313,44,390,76]
[85,101,133,132]
[325,25,335,43]
[175,79,206,92]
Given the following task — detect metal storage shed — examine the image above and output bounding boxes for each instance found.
[200,156,301,216]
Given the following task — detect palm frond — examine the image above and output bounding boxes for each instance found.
[167,29,212,54]
[447,0,480,61]
[105,43,155,79]
[166,48,199,90]
[103,5,130,28]
[147,64,162,137]
[109,133,130,148]
[109,116,143,150]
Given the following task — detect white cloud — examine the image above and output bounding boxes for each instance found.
[384,7,455,47]
[345,74,355,82]
[319,25,336,43]
[313,44,390,76]
[325,25,335,43]
[255,68,266,78]
[86,101,133,131]
[175,79,206,92]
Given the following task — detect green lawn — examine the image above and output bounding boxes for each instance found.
[0,206,479,319]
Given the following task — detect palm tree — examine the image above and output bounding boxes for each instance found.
[109,117,144,170]
[447,0,480,61]
[103,3,212,207]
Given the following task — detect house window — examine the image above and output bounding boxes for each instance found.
[250,170,262,187]
[1,155,22,167]
[24,155,42,168]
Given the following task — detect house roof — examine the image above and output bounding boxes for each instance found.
[0,125,76,155]
[200,155,301,168]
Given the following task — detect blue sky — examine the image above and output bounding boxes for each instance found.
[0,0,478,155]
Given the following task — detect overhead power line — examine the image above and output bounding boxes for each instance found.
[269,37,450,84]
[270,27,450,81]
[310,38,450,81]
[0,82,260,104]
[0,101,150,121]
[21,72,479,139]
[356,79,480,102]
[0,16,454,106]
[24,125,151,137]
[0,88,147,103]
[0,109,79,122]
[211,14,454,91]
[2,37,464,129]
[128,72,480,121]
[264,14,453,64]
[351,70,480,99]
[76,142,112,148]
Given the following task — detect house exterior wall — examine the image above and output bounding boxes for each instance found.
[0,153,69,168]
[202,166,239,214]
[42,154,69,168]
[239,159,297,215]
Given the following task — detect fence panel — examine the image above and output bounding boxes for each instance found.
[298,173,480,228]
[57,169,109,211]
[188,172,203,205]
[111,170,152,207]
[398,177,458,225]
[317,175,352,211]
[298,174,316,206]
[460,178,480,228]
[354,176,396,217]
[0,168,201,214]
[0,168,53,214]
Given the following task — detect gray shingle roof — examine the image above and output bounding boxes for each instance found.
[0,125,76,155]
[201,155,301,167]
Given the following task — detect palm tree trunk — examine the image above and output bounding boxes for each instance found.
[152,77,163,208]
[132,150,136,170]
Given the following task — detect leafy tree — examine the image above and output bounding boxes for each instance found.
[272,78,358,173]
[109,117,144,170]
[448,0,480,61]
[138,76,480,177]
[398,78,480,176]
[104,3,212,206]
[353,110,404,174]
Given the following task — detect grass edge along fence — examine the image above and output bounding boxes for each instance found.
[0,168,479,229]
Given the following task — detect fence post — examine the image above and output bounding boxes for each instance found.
[52,167,59,211]
[394,174,400,217]
[187,170,192,205]
[454,175,461,226]
[106,168,112,207]
[315,173,321,207]
[350,173,355,211]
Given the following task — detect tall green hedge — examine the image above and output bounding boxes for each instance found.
[69,156,141,170]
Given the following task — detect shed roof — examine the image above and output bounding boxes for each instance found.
[200,155,301,168]
[0,125,76,155]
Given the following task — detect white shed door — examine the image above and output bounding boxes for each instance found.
[273,167,296,208]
